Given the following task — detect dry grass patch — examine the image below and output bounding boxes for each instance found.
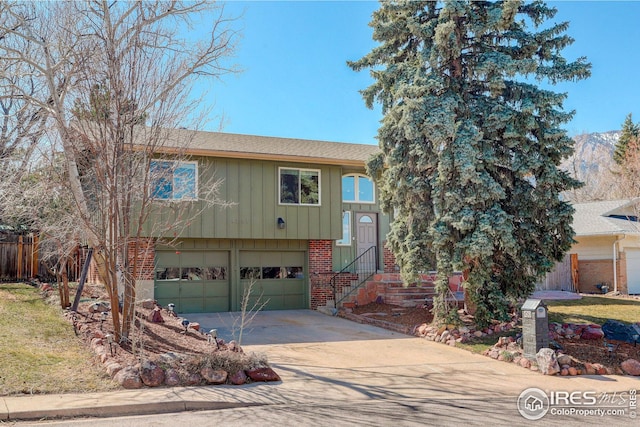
[0,283,119,396]
[545,295,640,325]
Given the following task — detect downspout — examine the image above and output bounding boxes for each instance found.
[613,234,627,293]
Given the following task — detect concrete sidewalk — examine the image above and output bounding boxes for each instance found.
[2,310,639,422]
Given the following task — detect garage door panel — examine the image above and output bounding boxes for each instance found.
[180,298,203,313]
[258,281,285,295]
[204,297,228,312]
[283,281,304,295]
[155,282,179,301]
[155,250,230,314]
[252,295,284,311]
[626,249,640,294]
[181,282,204,298]
[284,294,304,307]
[204,282,229,298]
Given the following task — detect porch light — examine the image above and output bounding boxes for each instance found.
[277,217,285,229]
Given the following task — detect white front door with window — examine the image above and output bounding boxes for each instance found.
[356,213,377,272]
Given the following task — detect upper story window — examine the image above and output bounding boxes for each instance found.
[279,167,320,205]
[342,174,374,203]
[150,160,198,201]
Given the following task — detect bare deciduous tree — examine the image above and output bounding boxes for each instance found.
[0,1,238,340]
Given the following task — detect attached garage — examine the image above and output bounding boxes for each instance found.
[239,251,307,310]
[626,248,640,294]
[153,241,309,313]
[154,250,230,313]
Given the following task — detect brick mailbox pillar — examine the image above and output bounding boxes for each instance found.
[521,298,549,360]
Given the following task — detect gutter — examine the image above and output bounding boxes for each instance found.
[613,234,627,293]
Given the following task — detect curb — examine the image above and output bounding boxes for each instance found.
[1,399,263,422]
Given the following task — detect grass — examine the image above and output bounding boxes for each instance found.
[457,295,640,354]
[545,295,640,325]
[0,283,119,396]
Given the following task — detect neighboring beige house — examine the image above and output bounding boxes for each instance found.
[570,199,640,295]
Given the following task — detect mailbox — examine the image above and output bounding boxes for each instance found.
[521,298,549,359]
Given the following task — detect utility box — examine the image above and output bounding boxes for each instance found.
[521,298,549,359]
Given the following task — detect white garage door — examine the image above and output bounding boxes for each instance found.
[626,248,640,294]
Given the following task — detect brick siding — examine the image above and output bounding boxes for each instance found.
[87,238,156,285]
[383,242,398,273]
[309,240,332,309]
[577,257,628,294]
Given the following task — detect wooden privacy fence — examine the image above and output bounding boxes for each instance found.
[0,234,88,282]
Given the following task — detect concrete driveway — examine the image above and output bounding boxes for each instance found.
[186,310,639,400]
[4,310,639,425]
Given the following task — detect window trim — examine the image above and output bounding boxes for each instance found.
[150,160,199,201]
[342,173,375,204]
[336,210,352,246]
[278,167,321,206]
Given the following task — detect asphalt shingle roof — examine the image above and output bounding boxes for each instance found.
[572,199,640,236]
[163,129,380,166]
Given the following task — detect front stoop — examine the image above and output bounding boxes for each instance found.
[323,273,464,310]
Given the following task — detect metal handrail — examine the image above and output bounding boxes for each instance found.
[330,246,377,308]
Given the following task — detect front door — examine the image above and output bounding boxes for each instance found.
[356,213,377,273]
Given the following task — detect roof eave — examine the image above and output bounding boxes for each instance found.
[154,146,368,167]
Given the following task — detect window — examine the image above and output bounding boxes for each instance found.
[279,167,320,205]
[342,174,374,203]
[150,160,197,201]
[240,266,304,279]
[337,211,351,246]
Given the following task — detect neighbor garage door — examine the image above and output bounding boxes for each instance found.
[626,248,640,294]
[154,251,230,313]
[239,251,307,310]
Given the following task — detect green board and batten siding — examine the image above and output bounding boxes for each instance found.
[145,157,342,241]
[148,154,389,313]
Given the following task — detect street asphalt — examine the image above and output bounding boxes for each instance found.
[1,310,639,423]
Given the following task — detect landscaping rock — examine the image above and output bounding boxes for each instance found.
[246,367,281,382]
[140,361,165,387]
[164,369,181,386]
[519,358,532,369]
[114,366,143,389]
[602,320,640,344]
[620,359,640,376]
[583,363,596,375]
[185,372,203,385]
[557,354,573,366]
[536,348,560,375]
[150,307,164,323]
[229,370,248,385]
[201,367,228,384]
[105,362,123,376]
[88,301,110,313]
[581,327,604,340]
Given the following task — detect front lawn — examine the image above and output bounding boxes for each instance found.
[0,283,118,396]
[545,295,640,325]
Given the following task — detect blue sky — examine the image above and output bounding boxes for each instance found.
[206,1,640,145]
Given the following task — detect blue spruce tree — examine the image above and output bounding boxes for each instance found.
[350,0,590,326]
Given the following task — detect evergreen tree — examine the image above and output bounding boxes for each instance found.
[613,113,639,165]
[350,0,590,326]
